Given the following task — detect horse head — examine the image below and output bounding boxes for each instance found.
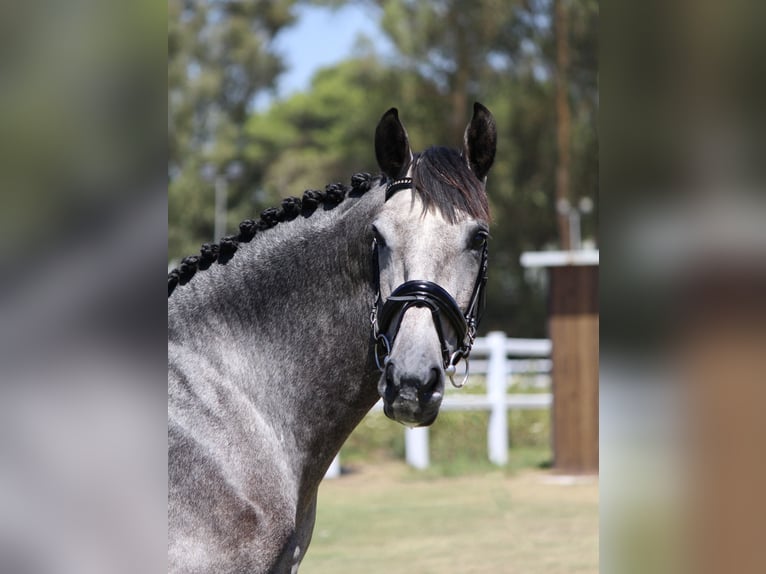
[371,103,497,427]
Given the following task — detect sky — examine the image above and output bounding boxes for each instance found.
[258,4,394,107]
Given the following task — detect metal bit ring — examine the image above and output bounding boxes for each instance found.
[447,352,470,388]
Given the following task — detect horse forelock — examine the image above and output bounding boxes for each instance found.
[411,147,490,225]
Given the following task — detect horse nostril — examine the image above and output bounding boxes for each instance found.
[422,367,441,393]
[383,362,441,400]
[385,361,396,386]
[383,362,398,401]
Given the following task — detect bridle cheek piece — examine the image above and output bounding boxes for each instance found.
[370,178,488,389]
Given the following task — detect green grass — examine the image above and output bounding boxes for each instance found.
[304,383,595,572]
[302,462,598,574]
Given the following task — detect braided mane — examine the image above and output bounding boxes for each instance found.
[168,172,382,297]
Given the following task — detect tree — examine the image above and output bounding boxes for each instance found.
[243,50,461,201]
[241,0,598,335]
[169,0,598,336]
[376,0,519,143]
[554,0,572,248]
[244,55,394,198]
[168,0,296,260]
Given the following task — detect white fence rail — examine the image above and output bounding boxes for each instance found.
[325,331,552,478]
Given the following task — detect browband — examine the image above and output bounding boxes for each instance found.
[384,177,414,201]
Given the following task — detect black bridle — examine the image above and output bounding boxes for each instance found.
[370,177,488,388]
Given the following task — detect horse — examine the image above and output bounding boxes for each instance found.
[168,103,497,573]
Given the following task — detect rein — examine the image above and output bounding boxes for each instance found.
[370,177,488,388]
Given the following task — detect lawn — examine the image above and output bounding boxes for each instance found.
[301,461,598,574]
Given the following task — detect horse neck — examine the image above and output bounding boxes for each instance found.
[168,190,383,482]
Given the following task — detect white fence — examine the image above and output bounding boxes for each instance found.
[325,331,552,478]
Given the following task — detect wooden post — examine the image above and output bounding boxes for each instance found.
[549,265,599,473]
[520,250,599,474]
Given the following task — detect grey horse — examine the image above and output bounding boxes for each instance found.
[168,103,497,573]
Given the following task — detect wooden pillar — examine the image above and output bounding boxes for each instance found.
[549,265,599,473]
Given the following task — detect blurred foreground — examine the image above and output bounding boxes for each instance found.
[602,1,766,572]
[1,1,765,573]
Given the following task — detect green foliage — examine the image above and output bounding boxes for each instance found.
[168,0,298,259]
[244,56,404,198]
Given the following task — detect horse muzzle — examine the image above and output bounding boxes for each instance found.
[376,307,446,426]
[378,361,444,426]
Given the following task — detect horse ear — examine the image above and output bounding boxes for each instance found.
[375,108,412,180]
[463,102,497,182]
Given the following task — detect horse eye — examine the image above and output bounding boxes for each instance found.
[469,230,488,251]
